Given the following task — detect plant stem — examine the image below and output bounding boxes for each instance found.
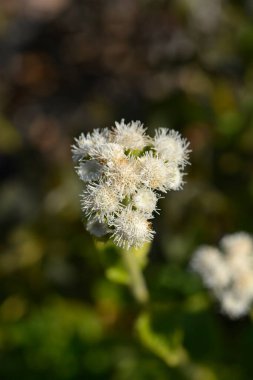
[120,248,149,304]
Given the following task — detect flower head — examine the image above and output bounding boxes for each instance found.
[112,119,149,151]
[73,120,190,249]
[105,156,141,197]
[89,142,125,162]
[154,128,191,168]
[81,182,121,222]
[111,207,155,249]
[132,188,158,217]
[71,129,108,161]
[139,152,184,192]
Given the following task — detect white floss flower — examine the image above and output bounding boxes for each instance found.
[132,188,158,217]
[111,206,155,249]
[112,119,149,151]
[154,128,190,168]
[81,182,121,222]
[191,232,253,319]
[72,120,190,249]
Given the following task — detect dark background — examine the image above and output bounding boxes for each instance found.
[1,0,253,379]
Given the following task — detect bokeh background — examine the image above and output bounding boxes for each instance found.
[1,0,253,379]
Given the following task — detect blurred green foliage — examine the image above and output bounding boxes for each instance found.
[1,0,253,379]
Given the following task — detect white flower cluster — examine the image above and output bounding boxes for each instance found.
[191,232,253,319]
[72,119,190,249]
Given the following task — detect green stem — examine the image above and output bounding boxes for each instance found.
[120,248,149,304]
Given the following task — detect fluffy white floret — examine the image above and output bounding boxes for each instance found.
[81,182,121,222]
[132,188,158,217]
[71,133,91,161]
[112,119,149,150]
[167,165,185,191]
[154,128,190,168]
[88,142,125,162]
[105,156,141,197]
[71,128,109,161]
[139,152,184,192]
[111,206,155,249]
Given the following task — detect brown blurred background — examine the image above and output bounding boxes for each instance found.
[1,1,253,379]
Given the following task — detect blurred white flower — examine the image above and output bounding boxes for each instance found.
[191,232,253,319]
[190,246,230,290]
[220,291,251,319]
[221,232,253,260]
[73,120,190,249]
